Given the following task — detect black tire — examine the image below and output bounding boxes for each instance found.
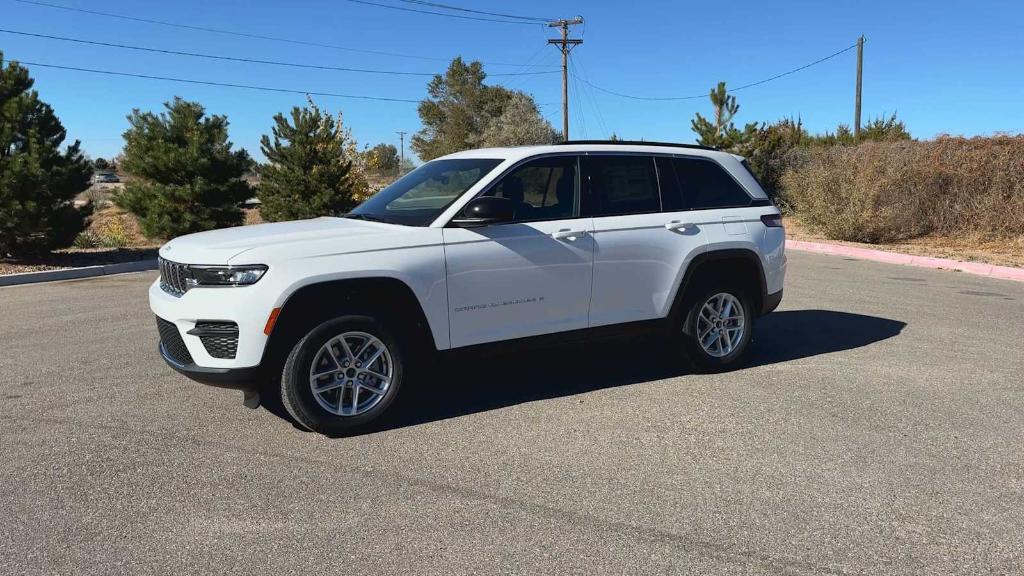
[280,315,404,435]
[676,282,755,372]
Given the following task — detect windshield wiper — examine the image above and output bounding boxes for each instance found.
[344,213,387,223]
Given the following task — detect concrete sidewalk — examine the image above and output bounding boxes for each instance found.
[787,239,1024,282]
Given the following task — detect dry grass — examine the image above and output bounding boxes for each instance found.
[74,207,155,249]
[780,135,1024,245]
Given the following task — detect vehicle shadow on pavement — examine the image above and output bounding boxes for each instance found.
[268,309,905,436]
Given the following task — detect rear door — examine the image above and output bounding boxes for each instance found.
[669,155,769,245]
[443,155,595,348]
[584,154,708,327]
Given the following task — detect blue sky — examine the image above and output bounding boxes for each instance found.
[3,0,1022,162]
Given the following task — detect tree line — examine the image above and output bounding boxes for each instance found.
[2,48,911,258]
[0,53,558,256]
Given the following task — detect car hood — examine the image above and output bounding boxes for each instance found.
[158,217,435,265]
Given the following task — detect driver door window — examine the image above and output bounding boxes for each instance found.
[484,156,579,222]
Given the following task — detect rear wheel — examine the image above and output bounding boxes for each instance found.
[678,284,754,371]
[281,316,403,435]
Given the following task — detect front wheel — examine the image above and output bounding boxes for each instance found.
[678,286,754,372]
[280,316,404,435]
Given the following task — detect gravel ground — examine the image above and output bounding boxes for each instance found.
[1,251,1022,575]
[0,247,158,275]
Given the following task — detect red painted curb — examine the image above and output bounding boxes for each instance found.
[786,239,1024,283]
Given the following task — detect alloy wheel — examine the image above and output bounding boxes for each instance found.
[696,292,746,358]
[309,331,394,416]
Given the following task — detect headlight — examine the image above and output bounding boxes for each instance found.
[187,265,268,287]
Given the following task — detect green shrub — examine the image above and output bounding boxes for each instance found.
[72,231,99,249]
[257,100,366,222]
[115,97,252,239]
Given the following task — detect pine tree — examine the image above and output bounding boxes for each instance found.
[0,53,93,256]
[115,97,252,238]
[257,100,367,222]
[690,82,756,150]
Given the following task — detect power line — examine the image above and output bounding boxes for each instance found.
[499,43,554,91]
[574,42,860,101]
[571,53,609,137]
[394,0,552,23]
[338,0,542,25]
[12,0,557,66]
[14,59,422,103]
[568,62,588,139]
[0,28,559,77]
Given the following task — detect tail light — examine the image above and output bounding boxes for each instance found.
[760,213,783,228]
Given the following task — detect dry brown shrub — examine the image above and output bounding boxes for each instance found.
[780,135,1024,244]
[243,207,264,226]
[87,207,152,247]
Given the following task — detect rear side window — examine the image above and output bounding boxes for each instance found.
[583,155,660,217]
[671,157,752,210]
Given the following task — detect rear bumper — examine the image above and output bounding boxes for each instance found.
[159,342,263,389]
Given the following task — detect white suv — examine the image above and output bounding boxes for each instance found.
[150,142,786,434]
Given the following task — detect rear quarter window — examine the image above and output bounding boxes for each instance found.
[671,157,753,210]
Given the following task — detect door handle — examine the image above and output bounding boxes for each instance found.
[552,229,586,240]
[665,220,696,231]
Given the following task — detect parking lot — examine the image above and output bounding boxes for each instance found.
[1,250,1022,575]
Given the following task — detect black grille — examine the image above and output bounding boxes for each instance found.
[190,322,239,359]
[159,258,190,296]
[157,317,194,365]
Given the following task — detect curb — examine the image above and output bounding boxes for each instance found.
[0,259,158,287]
[787,240,1024,283]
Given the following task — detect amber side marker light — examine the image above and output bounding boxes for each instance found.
[264,307,282,335]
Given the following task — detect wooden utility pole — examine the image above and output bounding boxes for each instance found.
[854,35,864,138]
[547,17,584,141]
[396,131,407,175]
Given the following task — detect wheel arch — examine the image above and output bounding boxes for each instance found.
[668,248,768,321]
[260,276,438,378]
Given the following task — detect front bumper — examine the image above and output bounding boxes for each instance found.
[149,278,273,369]
[158,342,263,389]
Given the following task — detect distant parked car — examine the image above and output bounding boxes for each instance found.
[91,172,120,184]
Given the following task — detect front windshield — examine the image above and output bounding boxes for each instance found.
[346,158,503,226]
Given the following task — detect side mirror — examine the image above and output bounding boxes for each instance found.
[451,196,514,227]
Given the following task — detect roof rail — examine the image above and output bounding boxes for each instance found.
[555,140,719,151]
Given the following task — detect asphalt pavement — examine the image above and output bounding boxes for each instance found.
[1,251,1022,575]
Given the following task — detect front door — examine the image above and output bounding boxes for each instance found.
[443,155,594,348]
